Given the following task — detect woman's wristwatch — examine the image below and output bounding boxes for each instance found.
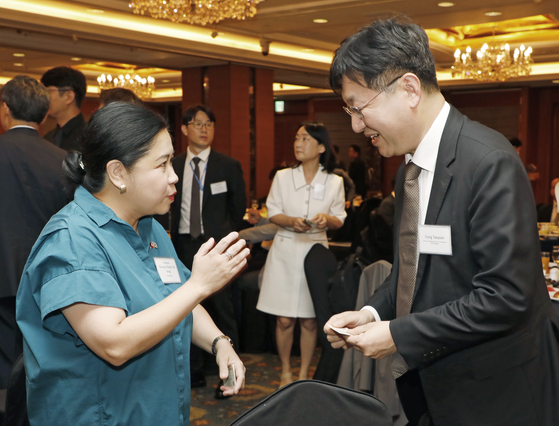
[211,335,233,355]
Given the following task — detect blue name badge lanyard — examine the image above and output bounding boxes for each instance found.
[190,160,208,192]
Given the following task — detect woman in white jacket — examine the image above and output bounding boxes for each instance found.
[257,123,346,387]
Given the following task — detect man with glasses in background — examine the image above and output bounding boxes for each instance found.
[325,17,559,426]
[40,66,87,152]
[171,105,246,397]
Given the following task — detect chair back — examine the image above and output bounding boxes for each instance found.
[229,379,392,426]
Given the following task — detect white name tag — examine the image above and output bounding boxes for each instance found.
[153,257,182,283]
[418,225,452,256]
[313,183,325,201]
[211,181,228,195]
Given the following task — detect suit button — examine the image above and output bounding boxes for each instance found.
[305,200,309,204]
[422,354,429,360]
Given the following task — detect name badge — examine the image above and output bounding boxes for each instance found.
[313,183,325,201]
[153,257,182,283]
[418,225,452,256]
[211,181,228,195]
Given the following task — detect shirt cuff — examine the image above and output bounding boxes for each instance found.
[361,306,381,322]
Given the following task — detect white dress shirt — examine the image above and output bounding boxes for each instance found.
[178,146,211,235]
[363,102,451,322]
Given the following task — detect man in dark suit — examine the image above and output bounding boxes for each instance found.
[171,104,246,393]
[348,144,368,197]
[40,66,87,152]
[0,75,70,388]
[325,18,559,426]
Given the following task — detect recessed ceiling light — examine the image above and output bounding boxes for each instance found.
[71,57,82,61]
[161,79,170,83]
[438,2,455,7]
[552,80,559,84]
[13,53,25,57]
[87,9,104,14]
[302,48,315,52]
[14,63,24,67]
[485,11,502,17]
[313,19,328,24]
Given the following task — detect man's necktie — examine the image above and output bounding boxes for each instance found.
[392,161,422,379]
[190,157,202,239]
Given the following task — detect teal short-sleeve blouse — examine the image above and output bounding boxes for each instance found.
[17,186,193,426]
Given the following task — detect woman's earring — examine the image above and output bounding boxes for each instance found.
[120,184,127,194]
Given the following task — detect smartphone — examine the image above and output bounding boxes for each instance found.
[223,364,236,387]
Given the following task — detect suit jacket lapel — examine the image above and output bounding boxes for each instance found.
[413,106,463,299]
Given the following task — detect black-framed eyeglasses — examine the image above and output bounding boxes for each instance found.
[188,120,215,130]
[343,75,404,119]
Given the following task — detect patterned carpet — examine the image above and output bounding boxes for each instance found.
[190,350,319,426]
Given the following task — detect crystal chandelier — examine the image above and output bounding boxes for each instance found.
[129,0,265,26]
[451,41,533,82]
[97,72,156,99]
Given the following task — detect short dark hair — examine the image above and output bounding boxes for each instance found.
[330,17,439,94]
[350,144,361,155]
[299,122,336,173]
[509,137,522,148]
[40,66,87,107]
[182,104,216,126]
[99,88,143,107]
[64,103,167,194]
[1,75,50,124]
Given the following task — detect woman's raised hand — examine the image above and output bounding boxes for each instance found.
[189,232,249,297]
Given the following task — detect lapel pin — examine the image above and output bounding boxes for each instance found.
[149,241,158,250]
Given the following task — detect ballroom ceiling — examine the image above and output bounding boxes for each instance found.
[1,0,559,100]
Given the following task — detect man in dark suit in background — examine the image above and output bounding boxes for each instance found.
[348,144,367,197]
[325,17,559,426]
[0,75,70,388]
[171,105,246,394]
[40,66,87,152]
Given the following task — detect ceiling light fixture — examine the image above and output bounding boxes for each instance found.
[97,72,155,99]
[71,57,82,61]
[13,53,25,57]
[313,19,328,23]
[485,11,502,17]
[129,0,265,26]
[437,2,455,7]
[13,63,24,67]
[452,30,533,82]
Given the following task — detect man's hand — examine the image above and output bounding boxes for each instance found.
[324,311,397,359]
[345,321,397,359]
[324,310,373,350]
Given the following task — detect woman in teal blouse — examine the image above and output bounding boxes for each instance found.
[16,103,249,426]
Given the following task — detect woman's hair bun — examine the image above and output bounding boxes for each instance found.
[63,150,86,185]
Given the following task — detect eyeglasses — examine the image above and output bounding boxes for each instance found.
[188,120,214,130]
[343,75,404,119]
[45,87,72,94]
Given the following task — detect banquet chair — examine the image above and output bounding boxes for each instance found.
[229,379,392,426]
[305,244,357,383]
[336,260,407,426]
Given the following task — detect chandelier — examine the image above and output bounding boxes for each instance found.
[97,72,156,99]
[129,0,265,26]
[451,41,533,82]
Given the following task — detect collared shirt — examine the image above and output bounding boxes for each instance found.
[179,146,211,235]
[404,101,451,225]
[364,101,450,322]
[44,112,86,152]
[9,125,36,130]
[16,186,193,426]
